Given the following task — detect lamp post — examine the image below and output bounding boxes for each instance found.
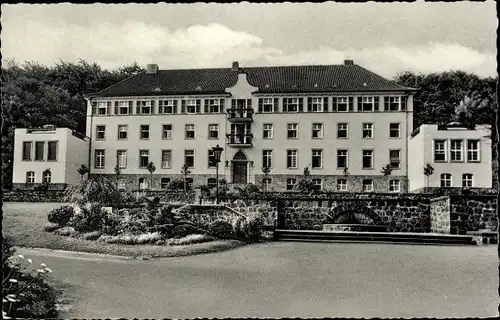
[212,144,224,204]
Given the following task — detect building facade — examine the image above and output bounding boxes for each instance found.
[83,60,416,192]
[407,123,492,192]
[12,126,90,189]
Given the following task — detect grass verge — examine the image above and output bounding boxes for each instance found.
[3,202,245,259]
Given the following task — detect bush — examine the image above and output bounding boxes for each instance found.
[171,223,202,238]
[166,178,187,191]
[166,234,215,246]
[136,232,162,244]
[232,212,265,243]
[43,222,60,232]
[54,226,76,237]
[47,205,74,227]
[207,220,234,239]
[68,204,105,232]
[64,177,123,205]
[80,231,103,241]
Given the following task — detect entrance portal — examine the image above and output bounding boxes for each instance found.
[232,151,248,184]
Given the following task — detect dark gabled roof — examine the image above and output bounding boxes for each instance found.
[89,63,415,97]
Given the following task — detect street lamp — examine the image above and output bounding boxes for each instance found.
[211,144,224,204]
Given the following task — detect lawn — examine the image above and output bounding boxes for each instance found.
[2,202,244,258]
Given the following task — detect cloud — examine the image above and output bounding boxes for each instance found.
[2,20,496,78]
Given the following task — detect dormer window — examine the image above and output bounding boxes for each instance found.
[187,99,197,114]
[311,97,323,112]
[358,96,379,112]
[118,101,129,115]
[138,101,152,114]
[283,97,300,112]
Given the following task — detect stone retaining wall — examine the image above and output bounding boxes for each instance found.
[429,196,451,234]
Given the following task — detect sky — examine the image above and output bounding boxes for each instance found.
[1,1,497,79]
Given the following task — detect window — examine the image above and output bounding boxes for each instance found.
[312,178,322,191]
[287,123,298,139]
[47,141,58,161]
[337,179,347,191]
[97,102,108,115]
[139,178,148,190]
[467,140,480,162]
[387,96,401,111]
[208,124,219,139]
[262,98,274,113]
[208,150,216,168]
[312,123,323,139]
[118,179,126,190]
[311,97,323,112]
[362,150,374,169]
[96,125,106,140]
[362,179,374,192]
[312,149,323,169]
[116,150,127,168]
[362,123,373,138]
[139,150,149,168]
[140,125,150,139]
[185,150,195,168]
[263,124,273,139]
[162,125,172,139]
[207,99,220,113]
[43,170,51,183]
[95,149,105,169]
[360,96,375,111]
[337,150,348,168]
[440,173,452,187]
[286,178,297,191]
[389,150,401,169]
[389,123,400,138]
[337,123,348,138]
[389,180,400,192]
[185,124,195,139]
[207,178,217,189]
[434,140,447,162]
[336,97,349,112]
[118,101,129,115]
[118,125,128,140]
[262,178,272,191]
[262,150,273,168]
[22,142,32,161]
[159,100,175,114]
[186,99,197,114]
[450,140,463,162]
[35,142,45,161]
[161,150,172,169]
[462,174,473,188]
[286,150,298,169]
[161,178,170,189]
[26,171,35,184]
[138,101,152,114]
[283,98,299,112]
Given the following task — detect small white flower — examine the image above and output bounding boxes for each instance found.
[27,259,32,264]
[17,255,24,259]
[37,269,45,274]
[45,267,52,273]
[2,298,7,303]
[40,263,47,268]
[8,279,18,283]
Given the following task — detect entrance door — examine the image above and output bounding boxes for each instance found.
[233,162,248,184]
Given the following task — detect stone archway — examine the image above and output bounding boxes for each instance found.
[232,150,248,184]
[326,202,383,226]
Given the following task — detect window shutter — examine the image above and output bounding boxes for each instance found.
[151,100,156,114]
[136,101,141,114]
[307,97,312,112]
[247,99,252,109]
[196,99,201,113]
[220,99,225,113]
[332,97,337,112]
[231,99,236,110]
[384,97,389,111]
[357,97,362,111]
[181,100,186,114]
[323,97,329,112]
[114,101,119,115]
[128,101,133,114]
[273,98,279,112]
[204,99,209,113]
[283,98,288,112]
[401,96,407,111]
[158,100,163,114]
[91,102,97,115]
[107,101,111,115]
[173,100,178,114]
[374,97,380,111]
[258,98,263,113]
[348,97,354,111]
[298,98,303,112]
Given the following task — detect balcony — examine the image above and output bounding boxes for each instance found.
[227,108,254,122]
[226,132,253,148]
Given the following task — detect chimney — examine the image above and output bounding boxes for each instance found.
[231,61,239,72]
[146,64,159,74]
[344,60,354,66]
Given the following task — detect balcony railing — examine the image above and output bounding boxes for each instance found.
[226,132,253,147]
[227,108,254,122]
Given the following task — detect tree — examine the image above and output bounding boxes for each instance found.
[423,163,435,192]
[114,166,122,188]
[77,164,90,183]
[262,166,271,193]
[381,164,393,176]
[181,163,191,194]
[146,162,156,190]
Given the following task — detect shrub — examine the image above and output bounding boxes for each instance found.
[64,177,123,205]
[47,205,74,227]
[80,231,103,241]
[68,204,105,232]
[207,220,234,239]
[155,240,165,246]
[54,226,76,237]
[231,212,265,243]
[171,223,202,238]
[166,178,186,191]
[166,234,215,246]
[136,232,162,244]
[43,222,60,232]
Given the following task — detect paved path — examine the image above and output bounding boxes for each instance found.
[18,242,498,318]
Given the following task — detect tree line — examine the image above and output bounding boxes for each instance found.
[1,60,497,190]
